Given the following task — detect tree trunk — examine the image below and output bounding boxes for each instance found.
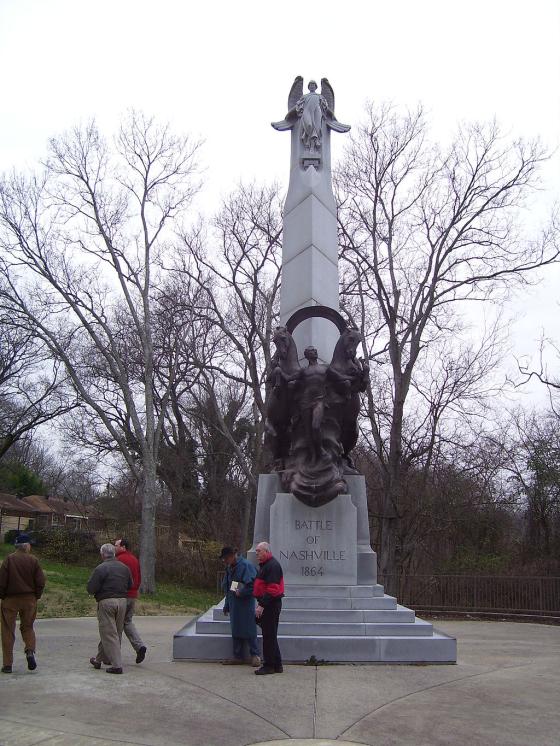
[377,374,406,582]
[139,456,158,593]
[378,511,398,596]
[239,487,257,552]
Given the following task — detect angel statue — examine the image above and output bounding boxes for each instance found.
[272,77,350,153]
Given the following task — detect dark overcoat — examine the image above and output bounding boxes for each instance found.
[222,556,257,639]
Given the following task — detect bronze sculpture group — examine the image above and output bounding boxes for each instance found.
[264,314,369,507]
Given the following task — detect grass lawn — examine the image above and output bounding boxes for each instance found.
[0,543,220,618]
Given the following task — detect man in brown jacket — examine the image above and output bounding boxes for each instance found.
[0,532,46,673]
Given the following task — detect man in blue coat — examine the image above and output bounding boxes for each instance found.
[220,547,261,667]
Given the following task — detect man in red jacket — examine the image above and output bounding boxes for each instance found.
[253,541,284,675]
[115,538,147,664]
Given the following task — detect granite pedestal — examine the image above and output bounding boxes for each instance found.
[173,475,457,664]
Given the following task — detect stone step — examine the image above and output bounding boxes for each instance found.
[351,596,399,609]
[283,596,352,609]
[282,594,398,610]
[213,606,414,624]
[285,584,384,598]
[197,617,432,637]
[174,619,457,663]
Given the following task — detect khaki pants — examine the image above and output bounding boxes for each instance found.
[1,594,37,667]
[123,599,144,652]
[94,598,126,669]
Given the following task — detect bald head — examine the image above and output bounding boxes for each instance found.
[255,542,272,563]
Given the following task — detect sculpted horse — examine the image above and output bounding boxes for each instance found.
[264,327,300,469]
[327,328,370,471]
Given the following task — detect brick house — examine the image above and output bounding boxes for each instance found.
[0,493,97,540]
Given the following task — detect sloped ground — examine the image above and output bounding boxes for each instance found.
[0,617,559,746]
[0,544,218,618]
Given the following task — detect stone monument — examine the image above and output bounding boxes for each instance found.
[272,77,349,364]
[173,77,457,663]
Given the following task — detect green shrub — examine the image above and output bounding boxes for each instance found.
[36,527,98,562]
[155,539,222,587]
[3,529,19,545]
[441,548,512,574]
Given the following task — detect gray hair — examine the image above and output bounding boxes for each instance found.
[256,541,271,552]
[100,543,116,559]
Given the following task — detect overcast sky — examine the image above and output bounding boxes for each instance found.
[1,0,559,405]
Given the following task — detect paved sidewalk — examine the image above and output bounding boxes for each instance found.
[0,616,559,746]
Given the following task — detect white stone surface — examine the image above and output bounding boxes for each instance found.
[251,476,377,587]
[173,589,457,663]
[345,475,378,585]
[270,493,358,586]
[280,246,340,316]
[248,472,281,567]
[282,194,338,264]
[284,126,337,215]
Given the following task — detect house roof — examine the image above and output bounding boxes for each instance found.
[0,492,36,517]
[19,494,58,513]
[22,495,92,518]
[0,493,92,518]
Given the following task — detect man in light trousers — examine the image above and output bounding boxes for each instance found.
[87,543,132,674]
[0,533,45,673]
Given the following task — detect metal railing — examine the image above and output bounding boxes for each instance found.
[378,574,560,616]
[216,569,560,616]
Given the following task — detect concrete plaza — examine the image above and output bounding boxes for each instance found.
[0,616,558,746]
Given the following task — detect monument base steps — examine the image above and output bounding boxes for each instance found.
[173,584,457,664]
[174,478,456,663]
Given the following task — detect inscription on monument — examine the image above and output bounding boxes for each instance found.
[270,493,357,585]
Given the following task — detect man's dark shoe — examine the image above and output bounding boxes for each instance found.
[254,666,275,675]
[89,657,101,670]
[25,651,37,671]
[106,667,123,674]
[274,665,284,673]
[1,665,12,673]
[136,646,147,664]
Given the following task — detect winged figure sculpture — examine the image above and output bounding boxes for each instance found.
[272,76,350,150]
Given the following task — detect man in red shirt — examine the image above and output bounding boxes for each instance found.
[114,538,147,664]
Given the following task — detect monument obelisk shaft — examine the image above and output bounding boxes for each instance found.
[272,77,350,362]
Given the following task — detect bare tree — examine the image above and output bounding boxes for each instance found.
[517,334,560,416]
[175,182,283,547]
[336,103,559,578]
[0,112,200,591]
[500,410,560,563]
[0,306,76,459]
[356,425,518,578]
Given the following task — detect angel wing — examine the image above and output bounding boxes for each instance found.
[321,78,335,113]
[288,76,304,109]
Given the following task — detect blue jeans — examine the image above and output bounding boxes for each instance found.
[232,636,260,659]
